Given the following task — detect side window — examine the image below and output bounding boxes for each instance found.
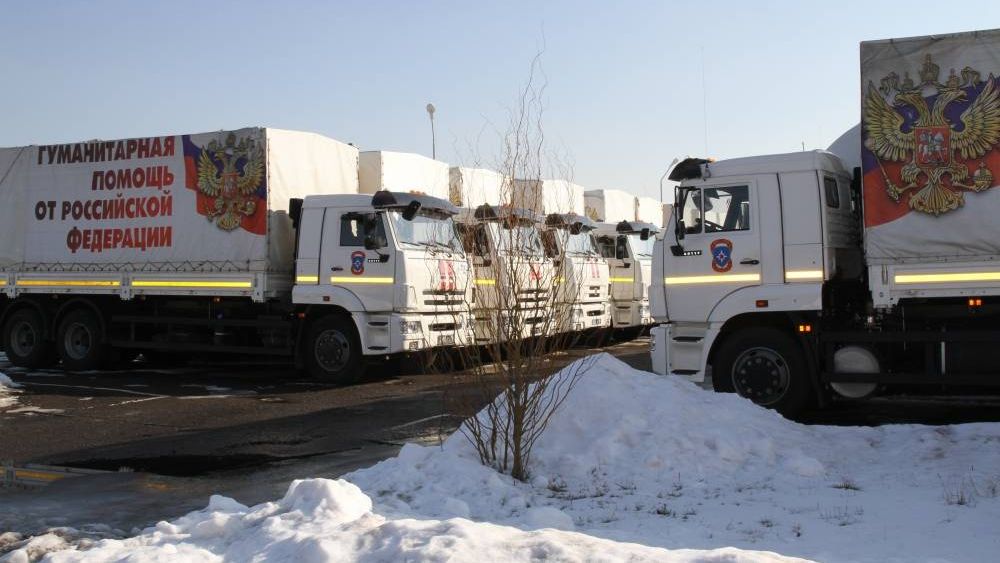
[824,176,841,209]
[615,235,630,260]
[681,189,703,234]
[596,236,616,259]
[703,185,751,233]
[339,213,385,247]
[474,225,490,257]
[541,230,558,258]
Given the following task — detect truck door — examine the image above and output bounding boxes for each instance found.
[665,182,761,322]
[321,208,395,311]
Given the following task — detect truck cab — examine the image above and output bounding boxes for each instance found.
[456,205,553,344]
[293,190,473,380]
[542,213,612,334]
[595,221,658,330]
[650,153,859,414]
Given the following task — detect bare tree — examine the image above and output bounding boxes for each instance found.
[427,53,597,481]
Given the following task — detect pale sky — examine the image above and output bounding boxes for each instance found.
[2,1,997,201]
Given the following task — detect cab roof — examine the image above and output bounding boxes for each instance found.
[674,151,848,185]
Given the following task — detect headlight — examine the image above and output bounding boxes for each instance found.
[400,319,422,335]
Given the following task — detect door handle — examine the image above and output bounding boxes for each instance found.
[739,258,760,265]
[331,266,344,272]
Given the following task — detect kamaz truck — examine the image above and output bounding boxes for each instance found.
[0,127,471,382]
[650,28,1000,415]
[595,220,658,331]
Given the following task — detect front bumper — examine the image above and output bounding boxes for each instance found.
[612,300,652,328]
[390,311,473,353]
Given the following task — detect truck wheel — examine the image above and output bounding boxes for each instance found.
[305,315,362,384]
[713,327,812,417]
[3,308,54,368]
[56,309,108,371]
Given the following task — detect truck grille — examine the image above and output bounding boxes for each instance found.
[423,289,465,307]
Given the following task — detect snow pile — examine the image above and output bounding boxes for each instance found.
[16,478,803,563]
[0,372,22,410]
[12,354,1000,562]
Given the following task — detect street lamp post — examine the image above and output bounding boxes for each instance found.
[660,157,680,203]
[426,103,436,159]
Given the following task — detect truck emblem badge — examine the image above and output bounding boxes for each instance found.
[529,263,542,281]
[710,239,733,273]
[351,251,366,275]
[437,260,456,291]
[184,132,267,234]
[863,54,1000,216]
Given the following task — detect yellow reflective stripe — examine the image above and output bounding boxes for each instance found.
[296,275,319,283]
[0,279,6,286]
[609,277,635,283]
[330,276,394,284]
[132,280,252,288]
[664,273,760,285]
[18,279,120,287]
[474,279,496,286]
[785,270,823,281]
[895,271,1000,284]
[13,469,66,482]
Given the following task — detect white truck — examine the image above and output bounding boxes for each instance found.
[451,167,554,344]
[517,180,611,334]
[650,28,1000,415]
[0,127,471,381]
[594,220,658,331]
[586,188,657,330]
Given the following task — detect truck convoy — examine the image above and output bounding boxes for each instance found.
[650,28,1000,415]
[586,189,659,330]
[0,127,470,382]
[522,180,612,334]
[451,167,553,344]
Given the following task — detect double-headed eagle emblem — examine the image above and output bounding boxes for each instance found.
[196,133,264,231]
[864,54,1000,215]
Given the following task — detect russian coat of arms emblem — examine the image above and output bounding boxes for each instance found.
[863,54,1000,215]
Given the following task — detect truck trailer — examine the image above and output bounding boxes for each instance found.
[650,29,1000,415]
[0,127,471,381]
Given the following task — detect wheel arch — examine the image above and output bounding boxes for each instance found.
[1,298,53,340]
[707,310,823,406]
[53,298,109,343]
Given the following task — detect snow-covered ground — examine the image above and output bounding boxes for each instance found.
[0,371,22,411]
[5,354,1000,562]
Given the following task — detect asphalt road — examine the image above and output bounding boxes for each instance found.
[4,336,1000,540]
[0,339,652,473]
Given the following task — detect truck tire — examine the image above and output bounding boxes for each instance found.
[3,308,54,368]
[713,327,812,417]
[56,309,108,371]
[304,315,362,384]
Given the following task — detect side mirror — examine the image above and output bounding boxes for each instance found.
[640,228,651,241]
[675,219,686,241]
[402,200,421,221]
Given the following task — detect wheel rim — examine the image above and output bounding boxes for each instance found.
[314,329,351,373]
[63,322,93,361]
[731,346,790,406]
[10,320,38,358]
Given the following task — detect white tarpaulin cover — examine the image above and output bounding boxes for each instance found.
[359,151,450,201]
[514,179,585,215]
[584,189,635,223]
[0,128,358,273]
[861,29,1000,264]
[635,196,664,226]
[449,167,506,208]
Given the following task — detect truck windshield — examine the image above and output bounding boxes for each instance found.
[564,231,599,256]
[390,212,463,254]
[628,234,656,259]
[486,223,544,256]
